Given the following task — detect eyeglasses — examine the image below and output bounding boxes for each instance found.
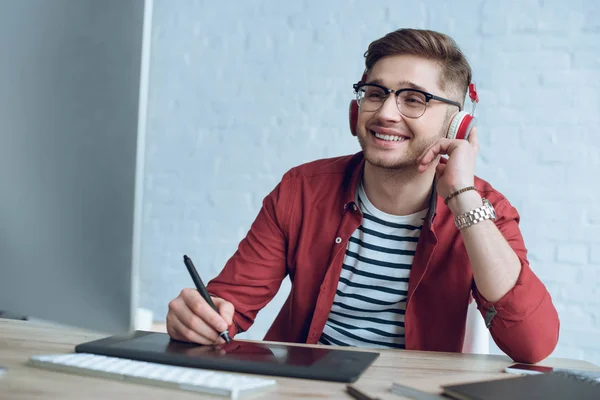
[353,82,462,119]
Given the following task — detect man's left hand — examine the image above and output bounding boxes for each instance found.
[416,126,479,201]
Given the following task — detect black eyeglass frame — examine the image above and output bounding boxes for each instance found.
[353,82,462,117]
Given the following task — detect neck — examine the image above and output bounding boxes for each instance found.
[362,161,435,216]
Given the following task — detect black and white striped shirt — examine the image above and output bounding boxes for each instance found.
[319,182,428,349]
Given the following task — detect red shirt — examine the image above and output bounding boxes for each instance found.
[207,152,559,363]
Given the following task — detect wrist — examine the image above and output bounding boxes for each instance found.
[447,190,483,215]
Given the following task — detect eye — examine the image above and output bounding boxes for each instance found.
[399,91,427,105]
[405,96,425,104]
[368,92,385,99]
[362,87,386,100]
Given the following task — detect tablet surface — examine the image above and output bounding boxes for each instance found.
[75,331,379,382]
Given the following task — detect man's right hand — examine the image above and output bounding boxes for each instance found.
[166,288,235,345]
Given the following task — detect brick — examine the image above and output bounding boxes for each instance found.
[578,266,600,294]
[480,36,541,53]
[544,282,565,301]
[539,69,600,88]
[557,283,600,303]
[499,164,567,189]
[533,262,580,285]
[499,51,571,70]
[519,125,558,149]
[541,33,600,51]
[526,242,556,262]
[535,223,600,243]
[534,5,586,34]
[521,200,585,224]
[480,0,540,36]
[555,304,596,330]
[539,143,600,166]
[559,329,600,349]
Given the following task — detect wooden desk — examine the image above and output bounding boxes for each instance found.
[1,319,598,399]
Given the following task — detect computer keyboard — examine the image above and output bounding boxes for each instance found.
[28,353,277,399]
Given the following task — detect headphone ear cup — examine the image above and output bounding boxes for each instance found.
[447,111,476,141]
[349,100,359,137]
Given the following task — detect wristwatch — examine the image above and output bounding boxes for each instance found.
[454,198,496,230]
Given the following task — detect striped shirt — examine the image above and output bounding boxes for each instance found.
[319,182,428,349]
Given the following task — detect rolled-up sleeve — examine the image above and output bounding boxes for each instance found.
[472,200,560,363]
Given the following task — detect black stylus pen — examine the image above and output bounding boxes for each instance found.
[183,255,232,343]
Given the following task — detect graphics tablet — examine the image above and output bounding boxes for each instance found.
[75,331,379,383]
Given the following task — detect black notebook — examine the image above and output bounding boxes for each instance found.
[442,371,600,400]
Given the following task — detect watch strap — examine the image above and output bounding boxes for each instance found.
[454,198,496,230]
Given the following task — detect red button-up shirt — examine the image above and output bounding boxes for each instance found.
[207,152,559,363]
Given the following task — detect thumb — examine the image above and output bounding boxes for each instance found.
[213,297,235,326]
[435,161,446,178]
[467,126,479,153]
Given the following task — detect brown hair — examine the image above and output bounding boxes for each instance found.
[364,29,472,102]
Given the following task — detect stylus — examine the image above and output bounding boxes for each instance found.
[183,254,232,343]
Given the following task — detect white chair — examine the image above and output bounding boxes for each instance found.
[462,299,490,354]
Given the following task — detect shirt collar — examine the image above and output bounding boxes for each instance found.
[343,151,440,226]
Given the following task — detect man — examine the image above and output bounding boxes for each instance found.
[166,28,559,363]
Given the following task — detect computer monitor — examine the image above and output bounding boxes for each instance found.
[0,0,151,334]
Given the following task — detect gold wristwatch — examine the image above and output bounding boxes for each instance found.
[454,198,496,230]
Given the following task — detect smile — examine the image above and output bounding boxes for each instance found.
[371,130,408,142]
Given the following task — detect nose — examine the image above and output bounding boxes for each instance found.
[374,94,402,123]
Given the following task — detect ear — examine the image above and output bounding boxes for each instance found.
[349,100,358,137]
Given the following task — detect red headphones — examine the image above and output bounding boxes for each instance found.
[349,74,479,141]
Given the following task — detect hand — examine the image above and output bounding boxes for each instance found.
[167,288,234,345]
[416,127,480,201]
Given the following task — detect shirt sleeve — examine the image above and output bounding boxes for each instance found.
[206,172,297,337]
[471,199,560,363]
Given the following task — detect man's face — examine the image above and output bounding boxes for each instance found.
[356,54,456,170]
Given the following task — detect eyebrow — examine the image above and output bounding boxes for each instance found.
[366,78,429,93]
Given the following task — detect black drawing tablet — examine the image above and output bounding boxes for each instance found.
[75,331,379,383]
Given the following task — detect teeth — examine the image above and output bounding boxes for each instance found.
[373,132,406,141]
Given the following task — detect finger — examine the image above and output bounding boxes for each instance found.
[419,139,460,166]
[417,155,439,173]
[416,140,441,166]
[170,296,223,343]
[417,141,437,163]
[180,289,230,334]
[435,162,446,178]
[213,297,235,326]
[467,126,479,153]
[166,313,215,344]
[417,139,446,165]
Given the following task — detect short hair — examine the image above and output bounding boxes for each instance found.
[364,28,472,102]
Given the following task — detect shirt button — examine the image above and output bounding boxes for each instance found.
[352,204,358,211]
[335,237,342,244]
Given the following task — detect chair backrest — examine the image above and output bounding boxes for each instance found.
[462,299,490,354]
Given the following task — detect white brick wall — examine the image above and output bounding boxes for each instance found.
[140,0,600,365]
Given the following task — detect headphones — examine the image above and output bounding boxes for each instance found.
[349,73,479,141]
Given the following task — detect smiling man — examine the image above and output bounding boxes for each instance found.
[166,29,559,363]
